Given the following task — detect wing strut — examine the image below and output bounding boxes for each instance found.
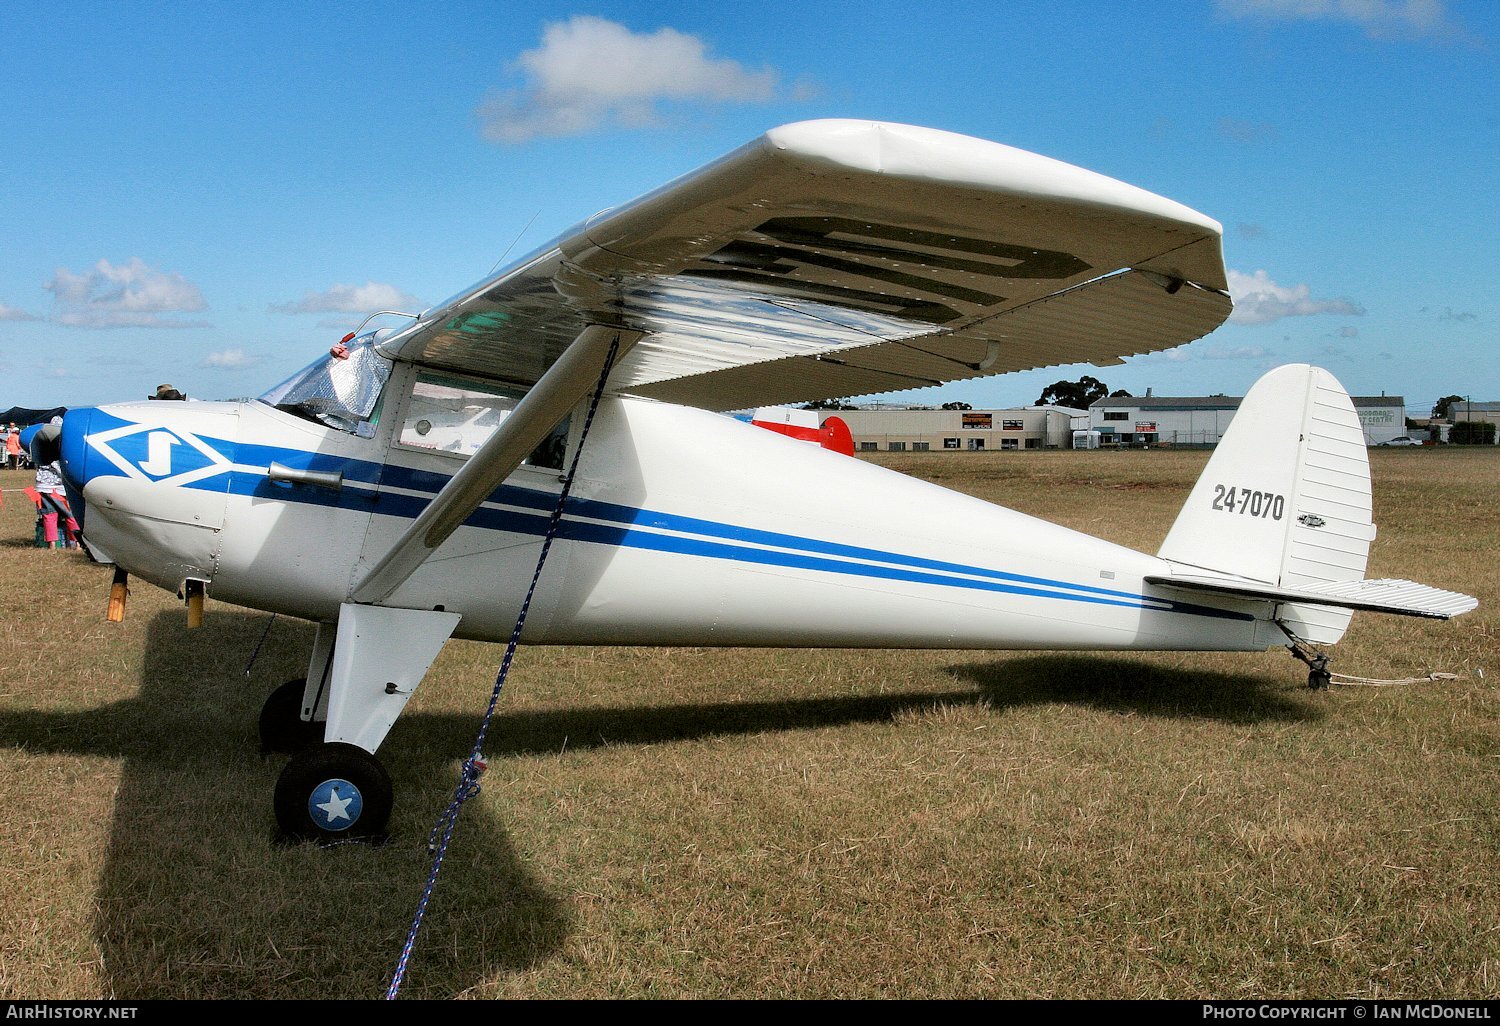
[351,324,641,605]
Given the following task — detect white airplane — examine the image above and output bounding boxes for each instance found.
[44,121,1476,843]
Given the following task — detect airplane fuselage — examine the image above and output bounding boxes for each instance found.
[65,368,1278,655]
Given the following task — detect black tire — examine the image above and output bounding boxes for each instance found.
[258,678,323,754]
[274,742,393,844]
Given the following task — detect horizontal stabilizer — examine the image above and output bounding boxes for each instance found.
[1146,573,1478,621]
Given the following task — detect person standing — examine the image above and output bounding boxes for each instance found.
[33,418,78,549]
[5,424,20,470]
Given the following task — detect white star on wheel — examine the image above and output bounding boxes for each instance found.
[316,787,354,824]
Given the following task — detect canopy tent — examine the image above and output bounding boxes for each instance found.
[0,406,67,427]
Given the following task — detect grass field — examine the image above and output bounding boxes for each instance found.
[0,448,1495,1000]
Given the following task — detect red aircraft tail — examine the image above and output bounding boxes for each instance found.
[750,414,855,456]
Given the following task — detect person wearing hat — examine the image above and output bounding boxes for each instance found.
[5,424,20,470]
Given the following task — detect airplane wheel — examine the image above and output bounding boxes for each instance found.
[258,678,323,754]
[274,742,393,844]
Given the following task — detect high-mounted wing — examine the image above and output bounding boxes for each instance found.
[352,121,1234,604]
[377,120,1231,410]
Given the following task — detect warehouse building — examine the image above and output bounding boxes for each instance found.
[1087,392,1407,447]
[1449,400,1500,443]
[754,405,1086,451]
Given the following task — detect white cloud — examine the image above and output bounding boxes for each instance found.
[1140,346,1193,363]
[45,258,209,329]
[1142,343,1271,363]
[477,16,783,143]
[200,347,263,370]
[1227,269,1364,325]
[271,281,420,315]
[0,303,39,322]
[1217,0,1475,43]
[1202,345,1271,360]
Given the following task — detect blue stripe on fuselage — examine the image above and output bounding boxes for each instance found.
[94,423,1253,622]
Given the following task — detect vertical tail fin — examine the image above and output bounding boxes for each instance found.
[1158,364,1374,644]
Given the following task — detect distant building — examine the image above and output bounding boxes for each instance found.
[1087,391,1407,447]
[756,405,1087,451]
[1088,394,1239,448]
[1449,400,1500,443]
[1352,396,1407,443]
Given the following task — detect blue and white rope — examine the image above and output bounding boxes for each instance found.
[386,333,621,999]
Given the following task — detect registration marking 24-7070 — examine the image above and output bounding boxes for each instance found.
[1211,484,1285,520]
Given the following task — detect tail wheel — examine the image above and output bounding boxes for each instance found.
[274,742,393,844]
[258,678,324,754]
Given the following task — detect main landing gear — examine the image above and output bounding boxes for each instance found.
[273,742,393,844]
[260,678,390,844]
[260,604,461,845]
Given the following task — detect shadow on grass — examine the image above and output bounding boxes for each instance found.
[946,653,1322,725]
[0,611,1315,998]
[0,611,566,1000]
[396,652,1315,762]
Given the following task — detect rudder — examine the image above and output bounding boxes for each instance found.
[1158,364,1374,644]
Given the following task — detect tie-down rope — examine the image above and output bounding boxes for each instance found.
[387,331,621,999]
[1329,671,1462,687]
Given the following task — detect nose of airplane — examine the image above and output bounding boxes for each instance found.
[58,406,96,524]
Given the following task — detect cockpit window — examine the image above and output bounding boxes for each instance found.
[257,331,393,436]
[398,371,569,471]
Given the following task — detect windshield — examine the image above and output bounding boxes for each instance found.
[257,330,393,435]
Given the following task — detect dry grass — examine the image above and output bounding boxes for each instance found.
[0,449,1495,1000]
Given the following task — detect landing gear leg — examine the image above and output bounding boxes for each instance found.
[1288,641,1333,690]
[258,622,336,754]
[259,678,324,753]
[270,603,460,844]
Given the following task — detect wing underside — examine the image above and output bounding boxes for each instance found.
[377,120,1232,410]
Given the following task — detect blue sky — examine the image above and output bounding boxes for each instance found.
[2,1,1495,415]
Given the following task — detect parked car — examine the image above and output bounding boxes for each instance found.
[1378,436,1421,447]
